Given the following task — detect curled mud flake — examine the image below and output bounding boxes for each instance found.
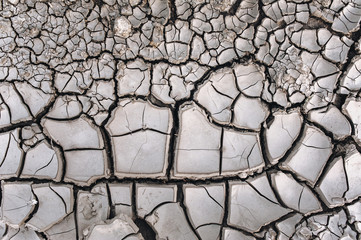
[84,214,143,240]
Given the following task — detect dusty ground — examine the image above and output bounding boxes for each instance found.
[0,0,361,239]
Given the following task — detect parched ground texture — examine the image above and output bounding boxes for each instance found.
[1,0,361,239]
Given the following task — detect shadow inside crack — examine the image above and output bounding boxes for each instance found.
[134,217,156,240]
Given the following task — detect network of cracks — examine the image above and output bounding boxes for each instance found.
[1,0,361,239]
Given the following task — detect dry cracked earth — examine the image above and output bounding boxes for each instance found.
[1,0,361,239]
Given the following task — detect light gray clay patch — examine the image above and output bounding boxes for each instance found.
[84,214,143,240]
[2,0,361,239]
[45,213,77,240]
[145,202,198,240]
[175,103,222,177]
[222,130,264,175]
[108,184,133,217]
[136,184,176,218]
[281,124,333,185]
[343,98,361,146]
[1,182,36,227]
[76,184,110,239]
[264,110,303,163]
[308,105,351,140]
[228,175,292,232]
[26,183,73,231]
[184,184,225,239]
[271,172,321,214]
[21,141,62,180]
[0,129,23,178]
[106,99,171,177]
